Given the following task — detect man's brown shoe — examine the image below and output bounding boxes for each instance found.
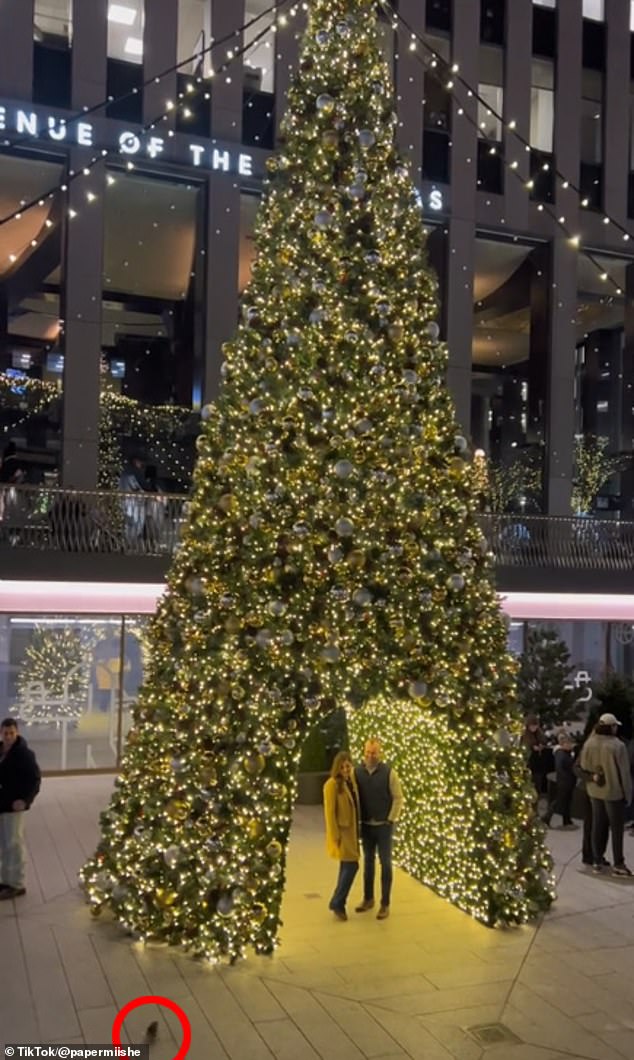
[355,899,374,912]
[332,909,348,921]
[377,905,390,920]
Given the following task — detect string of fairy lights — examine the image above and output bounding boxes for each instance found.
[380,0,633,298]
[0,0,296,233]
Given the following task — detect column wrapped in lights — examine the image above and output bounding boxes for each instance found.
[81,0,554,961]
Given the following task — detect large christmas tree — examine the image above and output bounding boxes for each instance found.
[82,0,553,959]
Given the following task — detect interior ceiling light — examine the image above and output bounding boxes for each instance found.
[124,37,143,57]
[108,4,137,25]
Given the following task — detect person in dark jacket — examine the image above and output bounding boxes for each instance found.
[354,739,404,920]
[0,718,41,899]
[522,714,552,796]
[543,733,578,829]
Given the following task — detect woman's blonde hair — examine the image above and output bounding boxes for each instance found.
[330,750,353,785]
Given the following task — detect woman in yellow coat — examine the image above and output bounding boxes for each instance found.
[323,750,360,921]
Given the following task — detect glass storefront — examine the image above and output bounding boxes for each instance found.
[1,613,150,772]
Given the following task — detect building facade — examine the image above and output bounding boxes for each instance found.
[0,0,634,514]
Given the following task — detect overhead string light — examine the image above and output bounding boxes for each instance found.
[383,1,632,299]
[0,0,295,232]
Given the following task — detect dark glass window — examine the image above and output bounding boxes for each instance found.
[176,74,211,138]
[480,0,505,46]
[242,91,275,150]
[529,150,555,203]
[580,161,603,211]
[106,59,143,123]
[582,19,605,71]
[426,0,451,34]
[422,130,450,184]
[477,141,504,195]
[532,5,557,59]
[33,42,71,108]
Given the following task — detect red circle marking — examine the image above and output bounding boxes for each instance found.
[112,994,192,1060]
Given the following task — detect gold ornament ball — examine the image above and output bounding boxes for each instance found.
[346,549,366,569]
[388,322,404,342]
[248,818,265,840]
[224,615,241,634]
[244,753,266,775]
[252,903,267,925]
[266,840,283,859]
[156,888,178,908]
[322,130,339,149]
[200,764,218,786]
[166,799,189,822]
[218,493,236,513]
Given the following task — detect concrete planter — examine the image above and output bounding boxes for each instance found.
[297,771,328,805]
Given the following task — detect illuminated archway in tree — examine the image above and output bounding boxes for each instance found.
[82,0,554,960]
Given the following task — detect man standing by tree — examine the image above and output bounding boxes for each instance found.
[355,739,403,920]
[0,718,41,900]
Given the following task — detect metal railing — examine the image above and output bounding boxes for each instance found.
[477,514,634,571]
[2,486,634,571]
[0,484,187,556]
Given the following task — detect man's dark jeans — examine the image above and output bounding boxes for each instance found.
[329,860,358,913]
[591,797,626,867]
[361,822,393,907]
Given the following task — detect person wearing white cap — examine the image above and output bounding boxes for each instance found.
[579,713,633,876]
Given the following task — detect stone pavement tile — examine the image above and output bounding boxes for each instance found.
[131,944,193,1001]
[366,1004,455,1060]
[77,1004,120,1046]
[371,982,510,1016]
[52,923,114,1012]
[18,918,82,1042]
[255,1018,322,1060]
[422,959,520,991]
[90,934,154,1008]
[486,1046,572,1060]
[573,1020,634,1060]
[313,991,403,1057]
[589,972,634,1003]
[530,942,634,978]
[271,956,349,991]
[220,967,287,1022]
[519,950,627,1016]
[161,995,230,1060]
[0,913,37,1041]
[317,973,437,1004]
[503,983,626,1060]
[266,980,366,1060]
[184,967,275,1060]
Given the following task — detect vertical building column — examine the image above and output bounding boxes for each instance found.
[396,0,426,175]
[274,6,304,142]
[61,153,105,489]
[545,0,582,515]
[143,0,179,127]
[554,0,581,225]
[503,0,532,231]
[604,0,629,226]
[71,0,107,110]
[445,0,480,434]
[0,0,34,99]
[209,0,245,141]
[545,238,578,516]
[202,174,241,401]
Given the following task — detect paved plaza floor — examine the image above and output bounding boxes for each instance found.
[3,776,634,1060]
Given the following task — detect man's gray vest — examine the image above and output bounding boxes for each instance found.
[355,762,392,823]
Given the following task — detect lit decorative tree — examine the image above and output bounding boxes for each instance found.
[473,449,543,514]
[572,433,628,515]
[16,627,91,723]
[82,0,553,960]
